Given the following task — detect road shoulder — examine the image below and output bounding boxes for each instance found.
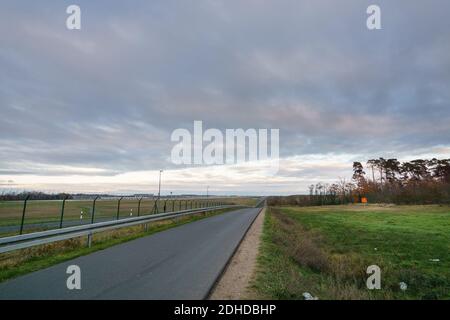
[209,207,265,300]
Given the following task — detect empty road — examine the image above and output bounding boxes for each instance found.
[0,207,260,299]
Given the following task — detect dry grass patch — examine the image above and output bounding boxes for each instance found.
[253,208,376,300]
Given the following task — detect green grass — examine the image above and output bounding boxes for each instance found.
[0,208,232,283]
[252,205,450,300]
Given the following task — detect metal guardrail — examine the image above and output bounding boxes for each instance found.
[254,197,267,208]
[0,204,242,254]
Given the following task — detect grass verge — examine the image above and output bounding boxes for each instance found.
[251,205,450,300]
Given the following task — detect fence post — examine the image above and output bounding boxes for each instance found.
[172,199,175,212]
[19,195,30,235]
[59,195,69,229]
[116,196,124,220]
[152,197,159,214]
[91,196,99,224]
[154,198,157,214]
[137,197,143,216]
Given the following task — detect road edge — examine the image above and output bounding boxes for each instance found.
[205,206,264,300]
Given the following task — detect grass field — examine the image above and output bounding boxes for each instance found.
[252,204,450,300]
[0,197,258,236]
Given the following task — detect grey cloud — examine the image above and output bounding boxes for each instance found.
[0,0,449,184]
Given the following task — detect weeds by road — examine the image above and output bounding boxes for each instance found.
[252,205,450,300]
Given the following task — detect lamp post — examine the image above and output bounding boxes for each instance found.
[158,170,163,199]
[152,170,163,214]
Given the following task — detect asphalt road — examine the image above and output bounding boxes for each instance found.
[0,207,260,299]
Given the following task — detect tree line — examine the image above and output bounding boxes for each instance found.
[352,158,450,204]
[268,157,450,206]
[0,191,73,201]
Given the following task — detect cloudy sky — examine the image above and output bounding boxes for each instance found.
[1,0,449,195]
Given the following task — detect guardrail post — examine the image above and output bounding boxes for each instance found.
[59,195,69,229]
[137,197,143,216]
[19,195,30,235]
[87,232,92,247]
[91,196,99,224]
[116,196,124,220]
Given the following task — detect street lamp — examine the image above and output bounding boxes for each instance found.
[158,170,163,199]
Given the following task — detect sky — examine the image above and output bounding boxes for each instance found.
[1,0,450,195]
